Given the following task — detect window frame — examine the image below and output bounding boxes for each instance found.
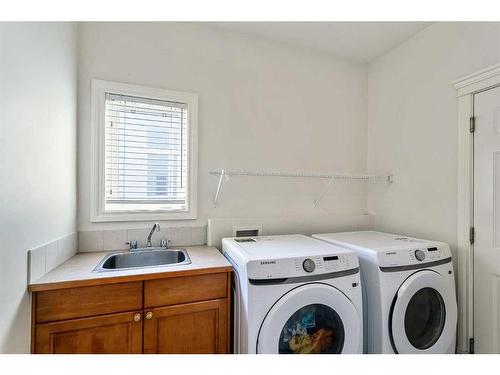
[90,79,198,222]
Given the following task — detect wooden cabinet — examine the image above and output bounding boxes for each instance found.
[35,282,143,323]
[32,271,231,354]
[144,273,228,308]
[143,299,228,354]
[35,311,143,354]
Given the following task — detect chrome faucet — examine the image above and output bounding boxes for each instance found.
[146,223,160,247]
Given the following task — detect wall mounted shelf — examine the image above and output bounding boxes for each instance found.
[210,169,393,208]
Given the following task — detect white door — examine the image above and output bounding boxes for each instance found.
[256,283,362,354]
[474,85,500,353]
[390,270,457,353]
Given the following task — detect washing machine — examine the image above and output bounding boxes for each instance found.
[312,231,457,354]
[222,234,363,354]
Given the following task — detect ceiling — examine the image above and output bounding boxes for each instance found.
[209,22,432,64]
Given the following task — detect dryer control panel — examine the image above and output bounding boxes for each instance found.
[246,252,359,280]
[376,243,452,268]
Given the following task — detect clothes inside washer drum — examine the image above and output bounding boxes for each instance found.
[278,303,345,354]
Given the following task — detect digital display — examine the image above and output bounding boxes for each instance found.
[427,247,438,252]
[323,256,339,261]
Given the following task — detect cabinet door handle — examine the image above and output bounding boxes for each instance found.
[133,313,142,322]
[145,311,153,320]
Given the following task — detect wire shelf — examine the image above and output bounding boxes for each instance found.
[209,169,393,207]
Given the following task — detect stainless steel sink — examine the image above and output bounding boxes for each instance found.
[94,248,191,272]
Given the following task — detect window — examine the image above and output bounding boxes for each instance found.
[91,80,198,222]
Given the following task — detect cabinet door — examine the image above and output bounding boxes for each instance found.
[143,299,228,354]
[35,311,143,354]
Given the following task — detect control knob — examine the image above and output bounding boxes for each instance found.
[303,258,316,273]
[414,249,426,262]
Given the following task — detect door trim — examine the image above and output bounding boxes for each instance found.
[453,63,500,353]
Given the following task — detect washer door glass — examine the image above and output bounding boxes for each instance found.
[390,270,457,353]
[279,303,345,354]
[404,287,446,350]
[256,283,361,354]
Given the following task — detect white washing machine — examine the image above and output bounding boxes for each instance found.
[312,231,457,354]
[222,234,363,354]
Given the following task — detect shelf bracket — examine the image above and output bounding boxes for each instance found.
[314,177,335,207]
[213,169,226,208]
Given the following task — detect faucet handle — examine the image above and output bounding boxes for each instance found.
[160,239,171,249]
[126,240,138,250]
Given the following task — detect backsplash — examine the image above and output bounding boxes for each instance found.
[28,232,78,283]
[78,225,207,252]
[207,214,374,249]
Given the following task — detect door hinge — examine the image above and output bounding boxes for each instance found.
[469,338,475,354]
[469,227,475,244]
[470,116,476,133]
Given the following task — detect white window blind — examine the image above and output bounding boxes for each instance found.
[104,93,188,212]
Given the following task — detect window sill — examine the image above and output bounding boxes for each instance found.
[90,210,197,222]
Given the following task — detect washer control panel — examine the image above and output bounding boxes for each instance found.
[377,243,451,268]
[247,252,359,280]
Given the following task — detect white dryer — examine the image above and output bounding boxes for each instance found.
[222,234,363,354]
[312,231,457,354]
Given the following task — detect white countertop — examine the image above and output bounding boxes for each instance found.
[28,246,232,292]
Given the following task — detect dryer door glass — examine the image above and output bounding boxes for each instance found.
[404,287,446,350]
[278,303,344,354]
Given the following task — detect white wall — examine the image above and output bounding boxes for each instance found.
[0,22,77,353]
[77,22,368,231]
[367,22,500,253]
